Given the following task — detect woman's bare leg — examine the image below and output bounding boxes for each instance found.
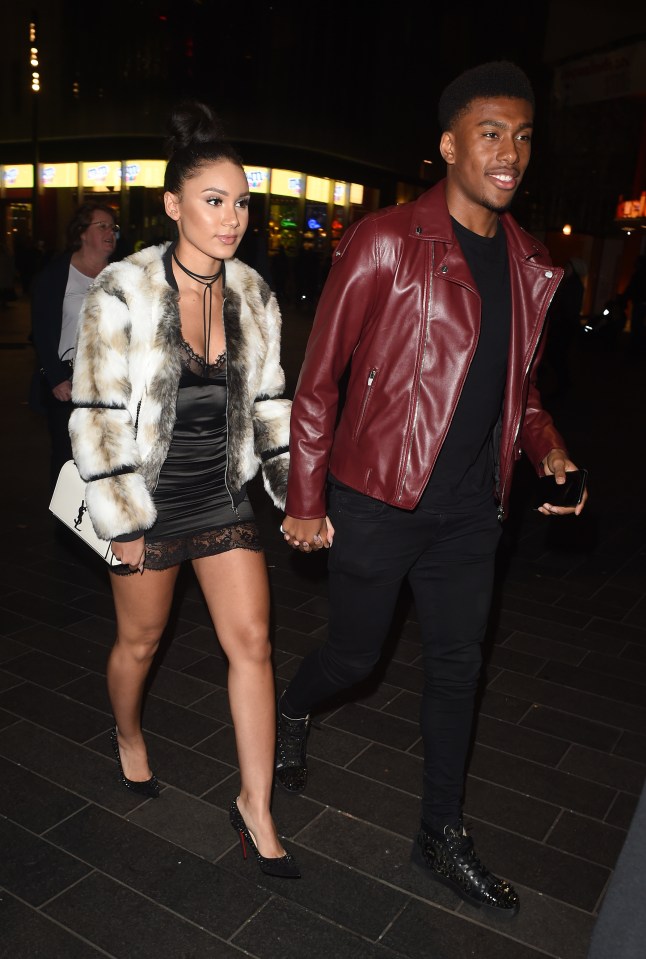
[192,548,284,857]
[108,566,180,781]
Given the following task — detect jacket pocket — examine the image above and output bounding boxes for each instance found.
[352,367,378,441]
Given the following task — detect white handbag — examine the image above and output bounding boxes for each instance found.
[49,460,122,565]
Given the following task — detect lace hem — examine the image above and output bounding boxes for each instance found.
[111,522,262,575]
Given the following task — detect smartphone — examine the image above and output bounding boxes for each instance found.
[534,469,588,509]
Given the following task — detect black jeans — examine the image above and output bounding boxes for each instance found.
[284,484,502,829]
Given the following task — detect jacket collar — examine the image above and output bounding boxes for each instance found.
[408,178,546,263]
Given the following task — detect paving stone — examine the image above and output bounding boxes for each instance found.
[0,721,147,814]
[1,893,108,959]
[348,742,422,794]
[1,817,91,905]
[463,819,610,912]
[0,680,110,742]
[503,630,587,665]
[468,744,616,819]
[546,810,627,868]
[2,649,89,689]
[487,644,546,676]
[219,839,408,940]
[489,670,646,735]
[474,713,570,766]
[129,786,235,859]
[181,651,230,686]
[464,775,559,839]
[558,744,646,795]
[537,659,646,708]
[233,896,403,959]
[613,729,646,763]
[605,791,639,830]
[43,871,249,959]
[46,804,269,940]
[0,589,89,629]
[383,896,549,959]
[0,634,30,663]
[520,703,622,752]
[297,809,459,908]
[326,702,420,752]
[0,753,87,833]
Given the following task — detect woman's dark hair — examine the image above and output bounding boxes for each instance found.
[438,60,535,133]
[163,101,243,195]
[67,201,117,251]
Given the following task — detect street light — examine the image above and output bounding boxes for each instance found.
[29,17,40,241]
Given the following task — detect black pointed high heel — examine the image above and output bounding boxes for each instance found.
[110,728,160,799]
[229,798,300,878]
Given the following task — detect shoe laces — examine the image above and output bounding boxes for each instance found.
[278,712,309,763]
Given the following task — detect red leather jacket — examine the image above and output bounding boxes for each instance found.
[286,180,566,520]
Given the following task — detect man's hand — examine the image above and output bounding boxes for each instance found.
[281,515,335,552]
[52,379,72,402]
[110,536,145,572]
[539,448,588,517]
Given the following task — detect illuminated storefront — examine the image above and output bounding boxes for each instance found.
[1,157,376,259]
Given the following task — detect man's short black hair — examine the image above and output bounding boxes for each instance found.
[438,60,535,132]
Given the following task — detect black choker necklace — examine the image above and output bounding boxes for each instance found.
[173,252,224,365]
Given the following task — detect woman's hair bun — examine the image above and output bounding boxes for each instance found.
[165,101,227,156]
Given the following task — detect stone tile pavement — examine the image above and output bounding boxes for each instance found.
[0,291,644,958]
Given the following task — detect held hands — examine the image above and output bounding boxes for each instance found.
[52,379,72,402]
[280,515,335,552]
[538,448,588,517]
[110,536,146,572]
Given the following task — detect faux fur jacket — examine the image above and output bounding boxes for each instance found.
[69,242,290,541]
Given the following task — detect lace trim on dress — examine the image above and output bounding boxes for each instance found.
[180,338,226,378]
[110,522,262,576]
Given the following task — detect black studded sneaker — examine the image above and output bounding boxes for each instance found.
[411,822,520,920]
[275,693,310,793]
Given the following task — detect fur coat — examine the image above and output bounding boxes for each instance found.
[69,242,290,541]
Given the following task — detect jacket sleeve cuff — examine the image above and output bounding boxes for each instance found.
[112,529,145,543]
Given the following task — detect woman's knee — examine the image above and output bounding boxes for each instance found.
[227,622,271,666]
[113,627,163,664]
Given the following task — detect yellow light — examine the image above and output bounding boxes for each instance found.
[29,22,36,42]
[306,176,330,203]
[562,224,572,235]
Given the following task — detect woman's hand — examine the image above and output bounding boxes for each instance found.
[281,515,334,551]
[52,379,72,402]
[110,536,145,572]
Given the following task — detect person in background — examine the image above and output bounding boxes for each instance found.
[69,102,298,878]
[31,202,118,490]
[277,60,588,919]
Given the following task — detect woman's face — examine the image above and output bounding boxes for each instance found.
[80,209,118,261]
[164,160,250,264]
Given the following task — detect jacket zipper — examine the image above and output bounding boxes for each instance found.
[397,245,434,501]
[498,275,561,518]
[221,297,238,515]
[353,368,378,439]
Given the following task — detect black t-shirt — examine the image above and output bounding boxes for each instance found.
[420,218,511,511]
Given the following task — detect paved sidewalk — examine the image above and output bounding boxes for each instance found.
[1,292,644,959]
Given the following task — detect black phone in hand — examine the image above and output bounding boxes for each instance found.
[534,469,587,509]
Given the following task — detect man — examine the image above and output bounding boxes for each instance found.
[277,61,587,920]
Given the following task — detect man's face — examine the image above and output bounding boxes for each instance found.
[440,96,533,216]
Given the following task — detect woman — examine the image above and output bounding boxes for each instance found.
[31,202,118,489]
[69,103,298,878]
